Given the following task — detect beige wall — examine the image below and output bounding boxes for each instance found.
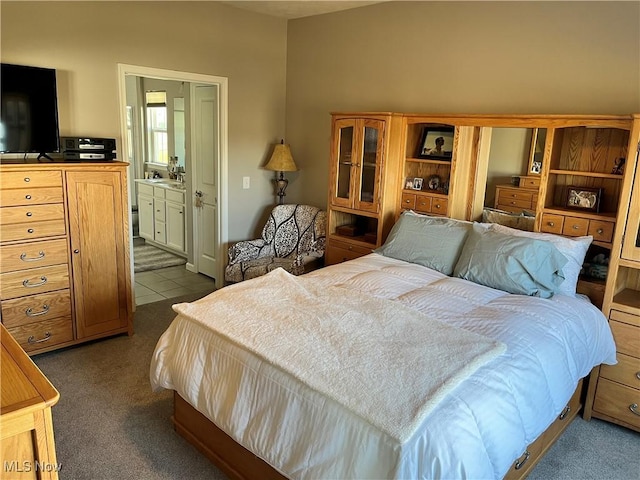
[1,1,288,241]
[286,1,640,208]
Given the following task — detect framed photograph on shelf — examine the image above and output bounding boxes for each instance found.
[565,186,602,213]
[404,177,415,190]
[417,126,454,160]
[412,177,424,190]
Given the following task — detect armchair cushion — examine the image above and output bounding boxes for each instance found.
[225,204,326,283]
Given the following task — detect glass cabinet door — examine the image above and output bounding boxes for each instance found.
[354,119,384,212]
[330,117,385,212]
[335,124,355,203]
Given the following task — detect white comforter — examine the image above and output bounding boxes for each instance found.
[150,254,617,480]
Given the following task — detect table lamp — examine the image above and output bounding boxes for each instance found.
[265,140,298,204]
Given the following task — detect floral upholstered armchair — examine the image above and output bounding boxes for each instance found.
[224,204,326,284]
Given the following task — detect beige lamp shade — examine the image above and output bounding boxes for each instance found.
[265,141,298,172]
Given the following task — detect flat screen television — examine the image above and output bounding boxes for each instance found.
[0,63,60,157]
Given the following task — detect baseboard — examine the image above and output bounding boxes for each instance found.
[186,262,197,273]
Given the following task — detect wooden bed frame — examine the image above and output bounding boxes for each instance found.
[171,378,584,480]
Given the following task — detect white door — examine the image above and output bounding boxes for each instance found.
[193,84,219,280]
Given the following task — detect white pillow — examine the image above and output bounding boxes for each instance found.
[488,224,592,297]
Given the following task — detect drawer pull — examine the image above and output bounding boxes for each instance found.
[548,222,554,227]
[27,228,35,234]
[26,304,50,317]
[25,194,32,200]
[20,251,45,262]
[23,276,47,288]
[514,450,530,470]
[596,228,604,234]
[636,371,640,380]
[26,211,33,217]
[434,204,441,209]
[630,404,640,417]
[572,225,580,230]
[24,177,31,183]
[559,405,570,420]
[405,199,411,204]
[27,332,52,344]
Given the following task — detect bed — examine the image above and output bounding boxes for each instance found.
[150,214,617,480]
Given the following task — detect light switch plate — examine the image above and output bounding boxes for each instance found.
[243,176,250,189]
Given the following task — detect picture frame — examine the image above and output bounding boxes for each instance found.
[404,177,415,190]
[417,127,454,160]
[565,186,602,213]
[412,177,424,190]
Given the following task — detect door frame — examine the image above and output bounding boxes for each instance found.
[116,63,229,287]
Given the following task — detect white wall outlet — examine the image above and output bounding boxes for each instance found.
[242,176,250,189]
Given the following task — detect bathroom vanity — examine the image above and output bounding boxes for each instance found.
[135,179,187,255]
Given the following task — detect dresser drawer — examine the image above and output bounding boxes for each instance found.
[1,289,72,328]
[0,264,70,300]
[497,190,534,208]
[540,213,564,235]
[0,219,66,243]
[0,204,65,225]
[430,197,448,216]
[414,194,432,214]
[609,320,640,358]
[519,176,541,189]
[0,238,68,273]
[0,170,62,189]
[593,378,640,429]
[562,216,589,237]
[401,193,416,210]
[325,238,372,265]
[599,353,640,390]
[588,220,614,243]
[0,186,64,207]
[7,316,74,353]
[166,189,185,203]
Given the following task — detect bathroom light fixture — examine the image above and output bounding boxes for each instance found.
[264,140,298,205]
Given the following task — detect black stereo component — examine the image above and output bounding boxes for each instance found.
[60,136,117,162]
[61,137,116,152]
[62,151,117,161]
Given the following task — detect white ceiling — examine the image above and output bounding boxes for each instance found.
[221,1,387,19]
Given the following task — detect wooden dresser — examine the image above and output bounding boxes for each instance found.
[0,162,132,355]
[494,184,538,214]
[0,323,60,479]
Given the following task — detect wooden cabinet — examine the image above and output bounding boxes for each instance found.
[66,170,130,340]
[325,113,403,265]
[0,323,60,479]
[0,163,132,354]
[136,181,186,255]
[583,114,640,432]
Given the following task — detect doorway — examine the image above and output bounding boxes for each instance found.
[117,64,229,299]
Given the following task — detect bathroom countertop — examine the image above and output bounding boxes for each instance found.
[135,178,186,190]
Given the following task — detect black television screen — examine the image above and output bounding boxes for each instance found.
[0,63,60,155]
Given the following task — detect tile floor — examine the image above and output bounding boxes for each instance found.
[134,265,216,306]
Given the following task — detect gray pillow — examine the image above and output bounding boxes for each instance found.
[375,213,472,275]
[453,224,568,298]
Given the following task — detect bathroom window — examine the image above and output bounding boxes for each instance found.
[145,91,168,165]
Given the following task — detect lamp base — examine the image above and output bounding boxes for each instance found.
[275,172,288,205]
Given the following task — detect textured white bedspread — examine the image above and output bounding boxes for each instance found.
[150,254,617,479]
[170,268,505,443]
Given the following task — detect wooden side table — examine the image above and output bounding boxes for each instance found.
[0,324,60,479]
